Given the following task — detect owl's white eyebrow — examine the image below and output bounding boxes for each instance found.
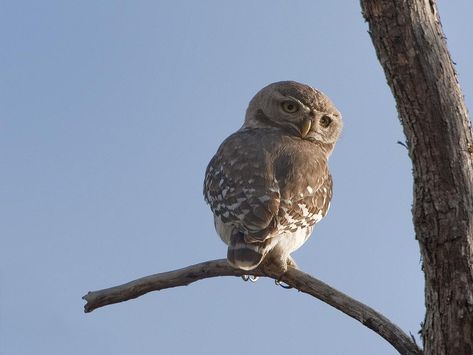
[286,96,311,112]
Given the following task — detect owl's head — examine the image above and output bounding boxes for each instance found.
[244,81,343,151]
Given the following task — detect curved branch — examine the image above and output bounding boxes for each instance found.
[83,259,422,355]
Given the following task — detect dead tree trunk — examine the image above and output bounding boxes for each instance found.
[360,1,473,354]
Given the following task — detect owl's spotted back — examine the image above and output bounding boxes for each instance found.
[204,81,342,272]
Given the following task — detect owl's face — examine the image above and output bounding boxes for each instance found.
[244,81,342,146]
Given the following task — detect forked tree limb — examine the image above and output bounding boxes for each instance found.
[83,259,422,355]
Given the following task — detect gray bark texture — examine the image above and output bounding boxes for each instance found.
[360,1,473,354]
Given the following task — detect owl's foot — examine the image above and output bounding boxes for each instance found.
[259,254,296,288]
[286,255,298,270]
[260,254,288,278]
[262,252,298,274]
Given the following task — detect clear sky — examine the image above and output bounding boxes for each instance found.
[1,1,472,354]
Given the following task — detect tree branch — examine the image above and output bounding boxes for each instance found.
[83,259,422,355]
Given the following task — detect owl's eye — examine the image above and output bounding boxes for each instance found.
[281,101,299,113]
[320,115,332,128]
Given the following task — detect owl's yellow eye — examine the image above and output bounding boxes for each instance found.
[320,115,332,128]
[281,101,299,113]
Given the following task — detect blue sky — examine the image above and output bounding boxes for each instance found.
[1,1,472,354]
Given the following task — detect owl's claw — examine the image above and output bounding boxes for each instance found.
[275,279,292,289]
[241,275,259,282]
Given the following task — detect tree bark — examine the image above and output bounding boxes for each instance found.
[360,1,473,354]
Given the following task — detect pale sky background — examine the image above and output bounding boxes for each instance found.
[1,1,472,355]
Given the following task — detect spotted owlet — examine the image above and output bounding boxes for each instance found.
[204,81,342,273]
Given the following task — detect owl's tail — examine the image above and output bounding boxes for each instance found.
[227,230,266,271]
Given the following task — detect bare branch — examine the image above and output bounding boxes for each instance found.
[83,259,422,355]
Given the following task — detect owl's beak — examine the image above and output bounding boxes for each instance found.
[300,118,312,138]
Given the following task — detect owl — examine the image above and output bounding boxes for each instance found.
[204,81,342,273]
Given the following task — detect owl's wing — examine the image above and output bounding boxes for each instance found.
[278,173,332,233]
[204,130,281,239]
[273,142,333,234]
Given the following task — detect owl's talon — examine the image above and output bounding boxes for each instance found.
[275,279,292,289]
[241,275,259,282]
